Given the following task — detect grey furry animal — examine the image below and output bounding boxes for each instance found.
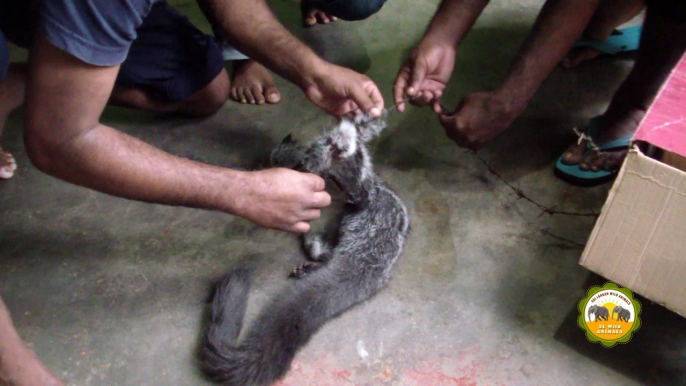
[201,114,410,386]
[612,306,631,322]
[588,305,609,322]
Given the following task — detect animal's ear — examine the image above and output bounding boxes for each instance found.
[281,133,295,144]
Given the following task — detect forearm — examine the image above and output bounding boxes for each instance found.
[26,122,250,214]
[497,0,601,110]
[198,0,327,90]
[421,0,489,48]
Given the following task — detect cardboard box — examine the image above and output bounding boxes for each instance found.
[580,53,686,317]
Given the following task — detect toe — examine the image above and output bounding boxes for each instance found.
[239,88,250,104]
[561,139,587,165]
[304,9,317,26]
[0,166,14,179]
[264,86,281,104]
[251,85,266,105]
[244,88,256,104]
[230,87,240,102]
[316,12,329,24]
[602,150,627,171]
[580,151,602,172]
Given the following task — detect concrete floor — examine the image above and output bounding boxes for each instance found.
[2,1,686,385]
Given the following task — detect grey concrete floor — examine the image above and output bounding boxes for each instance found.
[2,1,686,385]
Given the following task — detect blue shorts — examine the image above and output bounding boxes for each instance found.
[0,1,224,103]
[0,31,8,82]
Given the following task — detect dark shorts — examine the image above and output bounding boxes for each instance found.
[0,1,224,103]
[0,31,8,81]
[115,2,225,103]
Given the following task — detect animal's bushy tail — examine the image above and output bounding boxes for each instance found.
[201,267,381,386]
[200,269,253,385]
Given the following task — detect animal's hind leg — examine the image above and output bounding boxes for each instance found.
[302,233,334,262]
[288,262,324,279]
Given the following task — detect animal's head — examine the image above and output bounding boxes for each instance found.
[612,306,623,314]
[268,133,306,169]
[327,113,387,160]
[329,119,360,161]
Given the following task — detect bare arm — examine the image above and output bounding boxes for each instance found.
[24,33,330,233]
[438,0,602,149]
[198,0,383,116]
[394,0,488,111]
[496,0,601,110]
[423,0,489,47]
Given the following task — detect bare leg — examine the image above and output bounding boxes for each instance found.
[562,3,686,171]
[109,68,230,117]
[0,297,62,386]
[562,0,646,68]
[229,60,281,105]
[0,63,26,179]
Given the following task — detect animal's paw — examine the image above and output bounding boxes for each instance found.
[268,133,306,169]
[288,262,322,279]
[302,234,334,262]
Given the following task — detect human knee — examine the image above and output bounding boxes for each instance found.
[182,70,230,117]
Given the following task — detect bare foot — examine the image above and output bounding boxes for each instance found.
[230,60,281,105]
[561,47,602,68]
[301,1,338,27]
[0,147,17,179]
[561,109,644,171]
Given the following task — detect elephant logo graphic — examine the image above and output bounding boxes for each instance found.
[588,305,609,322]
[578,282,641,347]
[612,306,631,322]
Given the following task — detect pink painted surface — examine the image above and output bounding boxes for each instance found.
[634,52,686,157]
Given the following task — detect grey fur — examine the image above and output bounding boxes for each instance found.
[201,114,410,386]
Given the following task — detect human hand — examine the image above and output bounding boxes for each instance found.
[237,168,331,233]
[394,42,456,113]
[304,63,384,117]
[438,91,520,149]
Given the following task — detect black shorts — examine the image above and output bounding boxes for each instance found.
[0,1,224,103]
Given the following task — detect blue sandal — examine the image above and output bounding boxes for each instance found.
[574,25,642,55]
[554,116,632,187]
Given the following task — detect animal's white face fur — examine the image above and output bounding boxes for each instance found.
[331,120,358,159]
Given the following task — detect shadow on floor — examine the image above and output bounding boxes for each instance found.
[555,273,686,386]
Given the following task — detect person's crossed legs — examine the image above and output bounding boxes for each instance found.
[109,2,230,117]
[561,0,686,172]
[228,0,388,106]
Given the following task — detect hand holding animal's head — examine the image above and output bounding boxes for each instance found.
[353,112,387,143]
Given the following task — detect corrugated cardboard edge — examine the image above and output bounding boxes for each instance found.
[580,146,686,318]
[579,148,636,267]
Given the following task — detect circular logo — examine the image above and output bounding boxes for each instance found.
[577,282,641,347]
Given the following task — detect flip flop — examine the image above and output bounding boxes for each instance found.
[554,116,632,187]
[574,25,642,55]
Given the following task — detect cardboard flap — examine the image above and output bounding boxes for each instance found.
[580,148,686,316]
